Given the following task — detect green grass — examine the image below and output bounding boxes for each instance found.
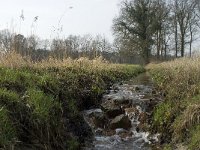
[188,125,200,150]
[26,88,60,120]
[153,101,174,133]
[0,107,16,147]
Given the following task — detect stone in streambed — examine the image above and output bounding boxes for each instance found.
[110,114,131,130]
[136,122,149,132]
[138,112,148,124]
[101,100,123,118]
[86,109,107,128]
[102,129,116,136]
[115,128,133,139]
[124,107,139,120]
[95,128,103,135]
[134,86,140,91]
[115,128,127,135]
[92,113,107,128]
[119,131,133,139]
[108,93,131,105]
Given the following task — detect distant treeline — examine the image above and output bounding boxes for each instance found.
[0,29,147,64]
[1,0,200,64]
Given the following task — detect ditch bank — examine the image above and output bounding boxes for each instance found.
[0,64,145,150]
[147,59,200,150]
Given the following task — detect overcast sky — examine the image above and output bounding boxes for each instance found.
[0,0,121,41]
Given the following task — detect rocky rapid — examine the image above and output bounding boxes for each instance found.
[83,73,163,150]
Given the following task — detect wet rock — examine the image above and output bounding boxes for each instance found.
[119,131,133,139]
[120,103,132,110]
[102,129,116,136]
[124,107,139,120]
[92,113,107,128]
[110,114,131,130]
[85,108,102,115]
[134,86,140,91]
[103,93,131,105]
[85,109,107,128]
[113,98,130,105]
[115,128,133,139]
[101,100,123,118]
[113,84,119,91]
[124,107,139,115]
[136,105,143,113]
[136,123,149,132]
[95,128,103,135]
[115,128,127,135]
[138,112,147,124]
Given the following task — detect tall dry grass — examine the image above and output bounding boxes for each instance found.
[173,104,200,141]
[0,51,32,68]
[148,56,200,148]
[0,51,120,71]
[148,57,200,99]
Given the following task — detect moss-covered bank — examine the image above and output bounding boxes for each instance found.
[0,57,144,149]
[148,57,200,149]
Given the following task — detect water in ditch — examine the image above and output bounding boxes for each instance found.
[83,73,162,150]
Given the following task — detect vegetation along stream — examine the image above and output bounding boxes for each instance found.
[1,0,200,149]
[83,73,163,150]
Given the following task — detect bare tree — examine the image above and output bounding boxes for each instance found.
[172,0,198,57]
[0,29,13,53]
[152,0,170,60]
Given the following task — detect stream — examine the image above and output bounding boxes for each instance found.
[83,73,162,150]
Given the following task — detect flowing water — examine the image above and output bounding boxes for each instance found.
[83,73,161,150]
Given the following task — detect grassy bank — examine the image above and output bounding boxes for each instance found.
[148,57,200,149]
[0,52,144,149]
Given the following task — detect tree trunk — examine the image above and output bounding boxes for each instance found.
[164,44,167,60]
[181,34,185,57]
[156,31,160,60]
[143,45,150,64]
[189,25,193,57]
[175,20,178,57]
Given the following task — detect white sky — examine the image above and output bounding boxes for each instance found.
[0,0,121,41]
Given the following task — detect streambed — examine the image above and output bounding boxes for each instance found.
[83,73,162,150]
